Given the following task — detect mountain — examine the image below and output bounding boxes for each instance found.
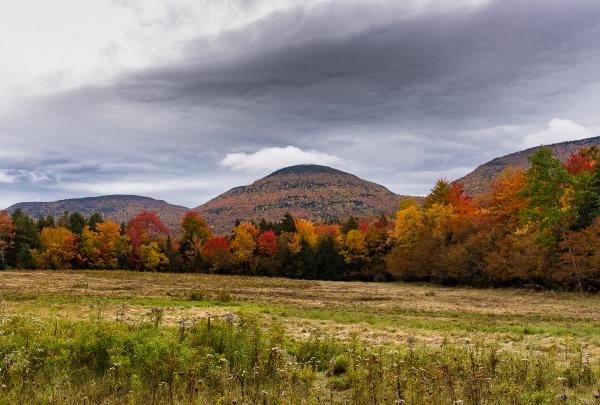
[7,195,189,230]
[457,136,600,196]
[195,164,412,232]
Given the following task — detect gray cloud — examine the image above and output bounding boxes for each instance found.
[2,0,600,208]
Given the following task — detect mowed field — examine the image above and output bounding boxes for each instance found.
[2,270,600,404]
[1,270,600,354]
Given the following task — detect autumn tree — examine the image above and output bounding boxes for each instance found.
[314,223,340,241]
[139,242,168,271]
[80,220,129,269]
[179,212,211,270]
[126,211,169,269]
[127,211,169,246]
[289,219,317,254]
[480,168,527,233]
[423,178,451,208]
[394,201,423,248]
[564,147,597,174]
[424,203,457,244]
[0,211,16,270]
[445,183,475,216]
[336,229,368,265]
[231,223,257,272]
[257,230,278,257]
[559,218,600,288]
[39,227,79,269]
[203,236,232,272]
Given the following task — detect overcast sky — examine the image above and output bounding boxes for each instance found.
[1,0,600,209]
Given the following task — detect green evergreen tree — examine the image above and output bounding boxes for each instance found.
[8,209,40,267]
[88,213,104,231]
[37,215,55,231]
[68,212,86,234]
[280,213,296,233]
[342,216,358,234]
[16,243,36,269]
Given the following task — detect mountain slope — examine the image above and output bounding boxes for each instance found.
[457,136,600,196]
[195,164,412,232]
[7,195,188,230]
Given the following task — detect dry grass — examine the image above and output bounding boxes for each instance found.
[1,270,599,354]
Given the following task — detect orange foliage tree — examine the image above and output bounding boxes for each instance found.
[39,227,79,269]
[80,220,128,269]
[0,211,16,269]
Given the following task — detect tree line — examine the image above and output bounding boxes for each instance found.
[2,146,600,290]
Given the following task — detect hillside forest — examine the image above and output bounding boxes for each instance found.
[2,146,600,290]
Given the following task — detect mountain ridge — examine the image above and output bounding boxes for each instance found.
[7,195,189,231]
[457,136,600,196]
[195,164,413,232]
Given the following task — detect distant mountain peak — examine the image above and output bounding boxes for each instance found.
[196,165,414,233]
[267,164,348,177]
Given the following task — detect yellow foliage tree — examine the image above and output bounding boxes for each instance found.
[336,229,368,264]
[138,242,168,271]
[395,204,424,247]
[289,219,317,253]
[80,226,101,268]
[231,223,257,265]
[424,203,457,242]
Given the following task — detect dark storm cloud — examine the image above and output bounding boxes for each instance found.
[2,0,600,207]
[114,0,600,129]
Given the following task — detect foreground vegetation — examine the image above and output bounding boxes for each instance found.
[1,311,599,404]
[1,270,600,403]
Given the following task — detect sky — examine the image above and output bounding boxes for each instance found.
[1,0,600,209]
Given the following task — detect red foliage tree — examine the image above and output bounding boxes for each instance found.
[564,150,596,174]
[257,230,277,256]
[126,211,169,250]
[203,236,232,271]
[445,182,475,215]
[203,236,231,258]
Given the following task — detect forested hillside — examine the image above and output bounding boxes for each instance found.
[7,195,188,230]
[195,164,413,232]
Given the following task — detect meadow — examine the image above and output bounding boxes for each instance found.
[1,270,600,404]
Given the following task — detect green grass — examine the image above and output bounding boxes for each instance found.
[1,313,599,404]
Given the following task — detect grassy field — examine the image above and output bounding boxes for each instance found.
[1,270,600,403]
